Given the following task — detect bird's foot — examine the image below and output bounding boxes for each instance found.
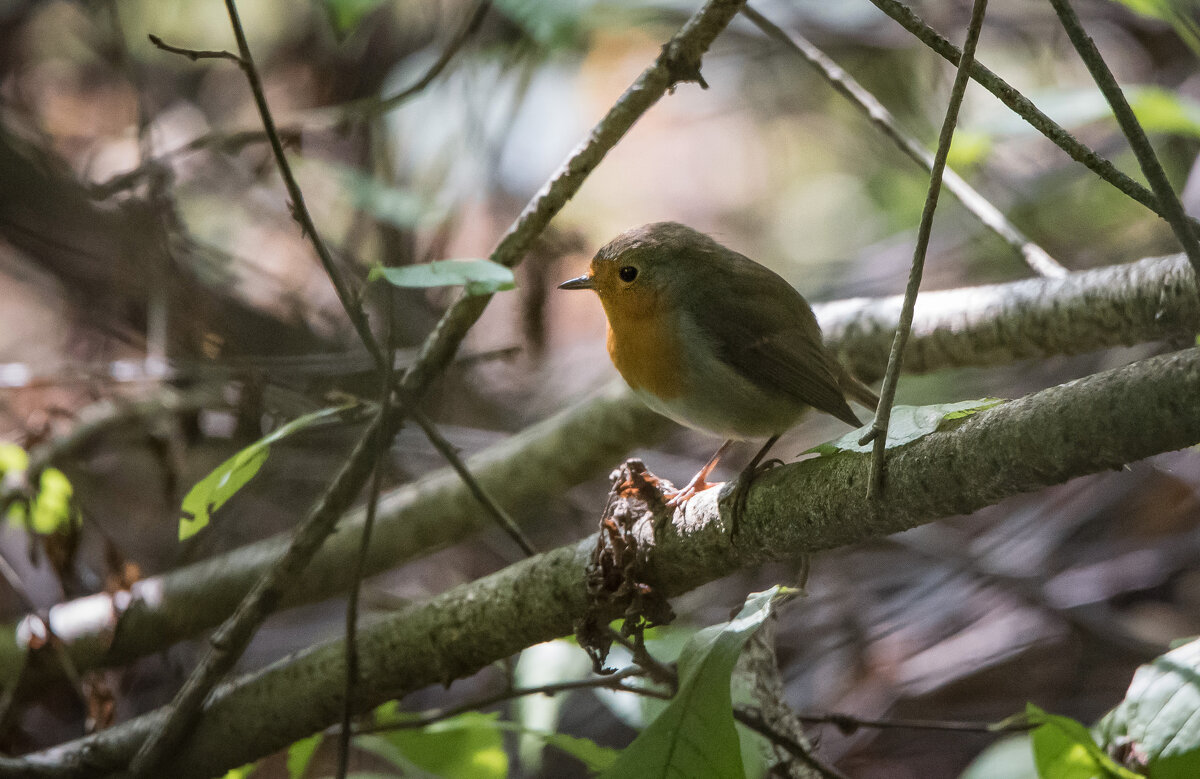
[664,474,724,508]
[726,457,784,543]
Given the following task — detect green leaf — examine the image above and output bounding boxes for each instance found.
[1097,638,1200,777]
[370,260,515,296]
[599,587,785,779]
[807,399,1005,456]
[0,443,27,473]
[286,732,323,779]
[364,710,508,779]
[179,405,359,540]
[27,468,76,535]
[322,0,389,38]
[220,764,255,779]
[1027,704,1144,779]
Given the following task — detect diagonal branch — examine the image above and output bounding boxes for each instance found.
[742,5,1067,278]
[127,0,748,773]
[2,253,1195,691]
[1046,0,1200,284]
[866,0,1200,238]
[860,0,990,497]
[12,346,1200,778]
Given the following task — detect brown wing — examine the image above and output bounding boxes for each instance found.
[687,250,863,427]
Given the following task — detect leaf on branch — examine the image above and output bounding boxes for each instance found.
[598,586,787,779]
[1026,704,1144,779]
[178,404,361,541]
[369,260,516,296]
[1096,637,1200,778]
[807,399,1006,456]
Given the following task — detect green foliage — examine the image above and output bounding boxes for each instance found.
[807,399,1005,455]
[363,709,509,778]
[220,765,255,779]
[331,162,447,231]
[1,444,78,535]
[179,405,360,540]
[320,0,389,38]
[369,260,516,296]
[1027,704,1144,779]
[598,587,785,779]
[286,732,322,779]
[492,0,599,48]
[1108,0,1200,56]
[1097,638,1200,777]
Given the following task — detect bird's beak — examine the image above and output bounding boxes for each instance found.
[557,274,594,291]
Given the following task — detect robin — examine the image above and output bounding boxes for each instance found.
[558,222,878,524]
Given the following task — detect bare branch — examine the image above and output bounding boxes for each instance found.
[11,345,1200,778]
[742,5,1067,279]
[1047,0,1200,284]
[861,0,990,496]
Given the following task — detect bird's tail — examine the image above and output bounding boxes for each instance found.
[833,360,880,412]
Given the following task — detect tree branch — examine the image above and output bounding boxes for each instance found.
[866,0,1200,237]
[742,5,1067,278]
[1046,0,1200,283]
[861,0,989,495]
[11,346,1200,778]
[2,254,1195,689]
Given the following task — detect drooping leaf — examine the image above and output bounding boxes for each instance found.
[1027,704,1144,779]
[286,732,323,779]
[807,399,1005,456]
[179,404,360,540]
[598,587,785,779]
[1097,638,1200,778]
[370,260,515,296]
[514,640,593,772]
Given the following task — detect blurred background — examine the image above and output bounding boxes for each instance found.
[1,0,1199,776]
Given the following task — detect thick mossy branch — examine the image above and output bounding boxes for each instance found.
[1,254,1195,689]
[819,253,1199,381]
[12,347,1200,779]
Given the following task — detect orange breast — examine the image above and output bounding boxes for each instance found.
[605,309,687,400]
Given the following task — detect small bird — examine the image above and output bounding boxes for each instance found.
[558,222,878,520]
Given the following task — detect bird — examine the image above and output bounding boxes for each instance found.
[558,222,878,526]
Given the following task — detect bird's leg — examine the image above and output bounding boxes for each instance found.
[727,434,782,541]
[664,439,733,507]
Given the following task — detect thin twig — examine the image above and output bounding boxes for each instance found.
[734,707,851,779]
[147,34,242,64]
[796,710,1034,734]
[154,7,534,557]
[867,0,1200,238]
[336,313,395,779]
[127,2,745,774]
[354,667,654,735]
[362,0,492,117]
[742,5,1068,279]
[1046,0,1200,284]
[860,0,990,498]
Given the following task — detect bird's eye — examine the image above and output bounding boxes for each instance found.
[618,266,638,283]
